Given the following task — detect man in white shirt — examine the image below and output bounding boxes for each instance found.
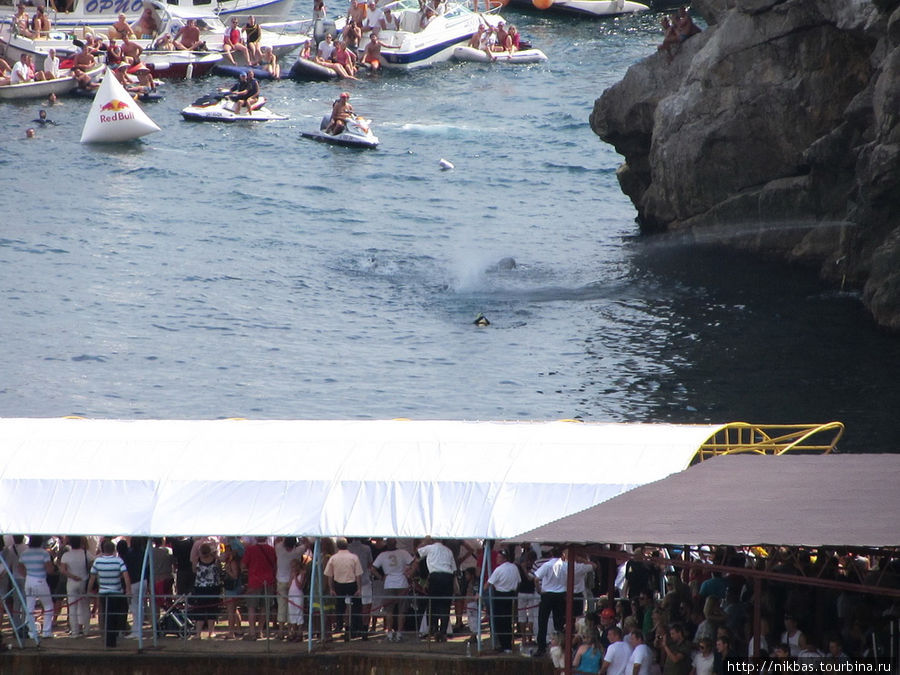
[417,537,456,641]
[628,630,654,675]
[347,539,374,638]
[10,53,34,85]
[42,49,59,79]
[317,33,336,60]
[534,548,592,657]
[602,626,632,675]
[364,1,384,34]
[486,549,521,653]
[324,537,364,641]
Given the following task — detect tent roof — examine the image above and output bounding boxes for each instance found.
[0,418,723,539]
[508,454,900,548]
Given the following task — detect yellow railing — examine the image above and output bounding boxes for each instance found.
[693,421,844,462]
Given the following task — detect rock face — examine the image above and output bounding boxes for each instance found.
[591,0,900,331]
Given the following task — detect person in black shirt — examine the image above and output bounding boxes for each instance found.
[232,70,260,114]
[32,109,57,126]
[714,634,743,675]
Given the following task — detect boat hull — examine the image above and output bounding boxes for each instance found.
[301,129,379,149]
[0,64,103,100]
[0,4,304,73]
[0,0,294,29]
[144,51,223,79]
[0,75,78,100]
[451,45,547,63]
[379,35,471,69]
[372,0,506,70]
[213,63,280,80]
[0,25,80,70]
[505,0,648,16]
[181,96,287,121]
[288,57,339,81]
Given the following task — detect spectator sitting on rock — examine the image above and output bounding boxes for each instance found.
[674,6,701,41]
[658,16,680,63]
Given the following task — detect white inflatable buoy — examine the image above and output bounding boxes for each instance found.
[438,158,454,170]
[80,67,161,143]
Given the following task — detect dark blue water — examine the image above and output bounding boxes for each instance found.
[1,9,898,451]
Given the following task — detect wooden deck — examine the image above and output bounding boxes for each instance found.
[2,629,555,674]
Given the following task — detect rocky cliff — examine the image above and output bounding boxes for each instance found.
[590,0,900,331]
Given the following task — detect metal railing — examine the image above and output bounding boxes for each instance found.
[0,585,529,653]
[694,421,845,462]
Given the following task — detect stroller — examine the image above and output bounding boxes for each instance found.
[157,593,194,638]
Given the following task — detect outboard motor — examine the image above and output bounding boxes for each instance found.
[313,18,337,46]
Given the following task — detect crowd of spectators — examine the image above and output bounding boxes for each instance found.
[0,535,897,668]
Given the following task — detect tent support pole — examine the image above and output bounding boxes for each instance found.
[308,537,320,654]
[0,552,32,649]
[477,540,490,654]
[148,539,158,648]
[565,546,575,675]
[318,539,327,649]
[607,555,617,604]
[137,539,153,652]
[752,577,761,658]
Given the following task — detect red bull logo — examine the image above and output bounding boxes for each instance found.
[99,98,135,123]
[100,99,129,112]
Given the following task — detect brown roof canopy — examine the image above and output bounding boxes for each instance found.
[509,454,900,548]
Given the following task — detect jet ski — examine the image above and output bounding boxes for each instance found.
[301,112,379,149]
[180,92,288,122]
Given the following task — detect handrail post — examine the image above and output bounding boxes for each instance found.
[137,539,153,651]
[307,537,320,654]
[476,540,490,654]
[0,552,32,648]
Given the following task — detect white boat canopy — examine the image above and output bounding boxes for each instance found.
[0,418,724,538]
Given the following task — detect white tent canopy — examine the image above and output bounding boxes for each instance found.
[0,418,722,539]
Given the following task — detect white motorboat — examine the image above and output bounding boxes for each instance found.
[451,44,547,63]
[140,50,223,79]
[0,63,102,100]
[180,91,287,121]
[0,1,302,73]
[371,0,505,70]
[0,22,223,79]
[143,1,309,61]
[0,24,81,68]
[506,0,648,16]
[301,113,378,149]
[0,0,295,31]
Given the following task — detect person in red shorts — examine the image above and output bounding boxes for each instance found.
[361,32,385,72]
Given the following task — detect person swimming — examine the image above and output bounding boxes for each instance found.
[32,109,58,126]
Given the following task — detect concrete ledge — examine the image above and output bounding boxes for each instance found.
[2,651,554,675]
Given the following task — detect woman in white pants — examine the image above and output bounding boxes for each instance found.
[60,536,92,637]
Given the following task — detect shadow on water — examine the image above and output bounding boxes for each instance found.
[574,237,900,452]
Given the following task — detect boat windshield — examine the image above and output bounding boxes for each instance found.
[384,0,473,15]
[442,3,469,18]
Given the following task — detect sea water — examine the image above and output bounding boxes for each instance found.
[1,10,898,451]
